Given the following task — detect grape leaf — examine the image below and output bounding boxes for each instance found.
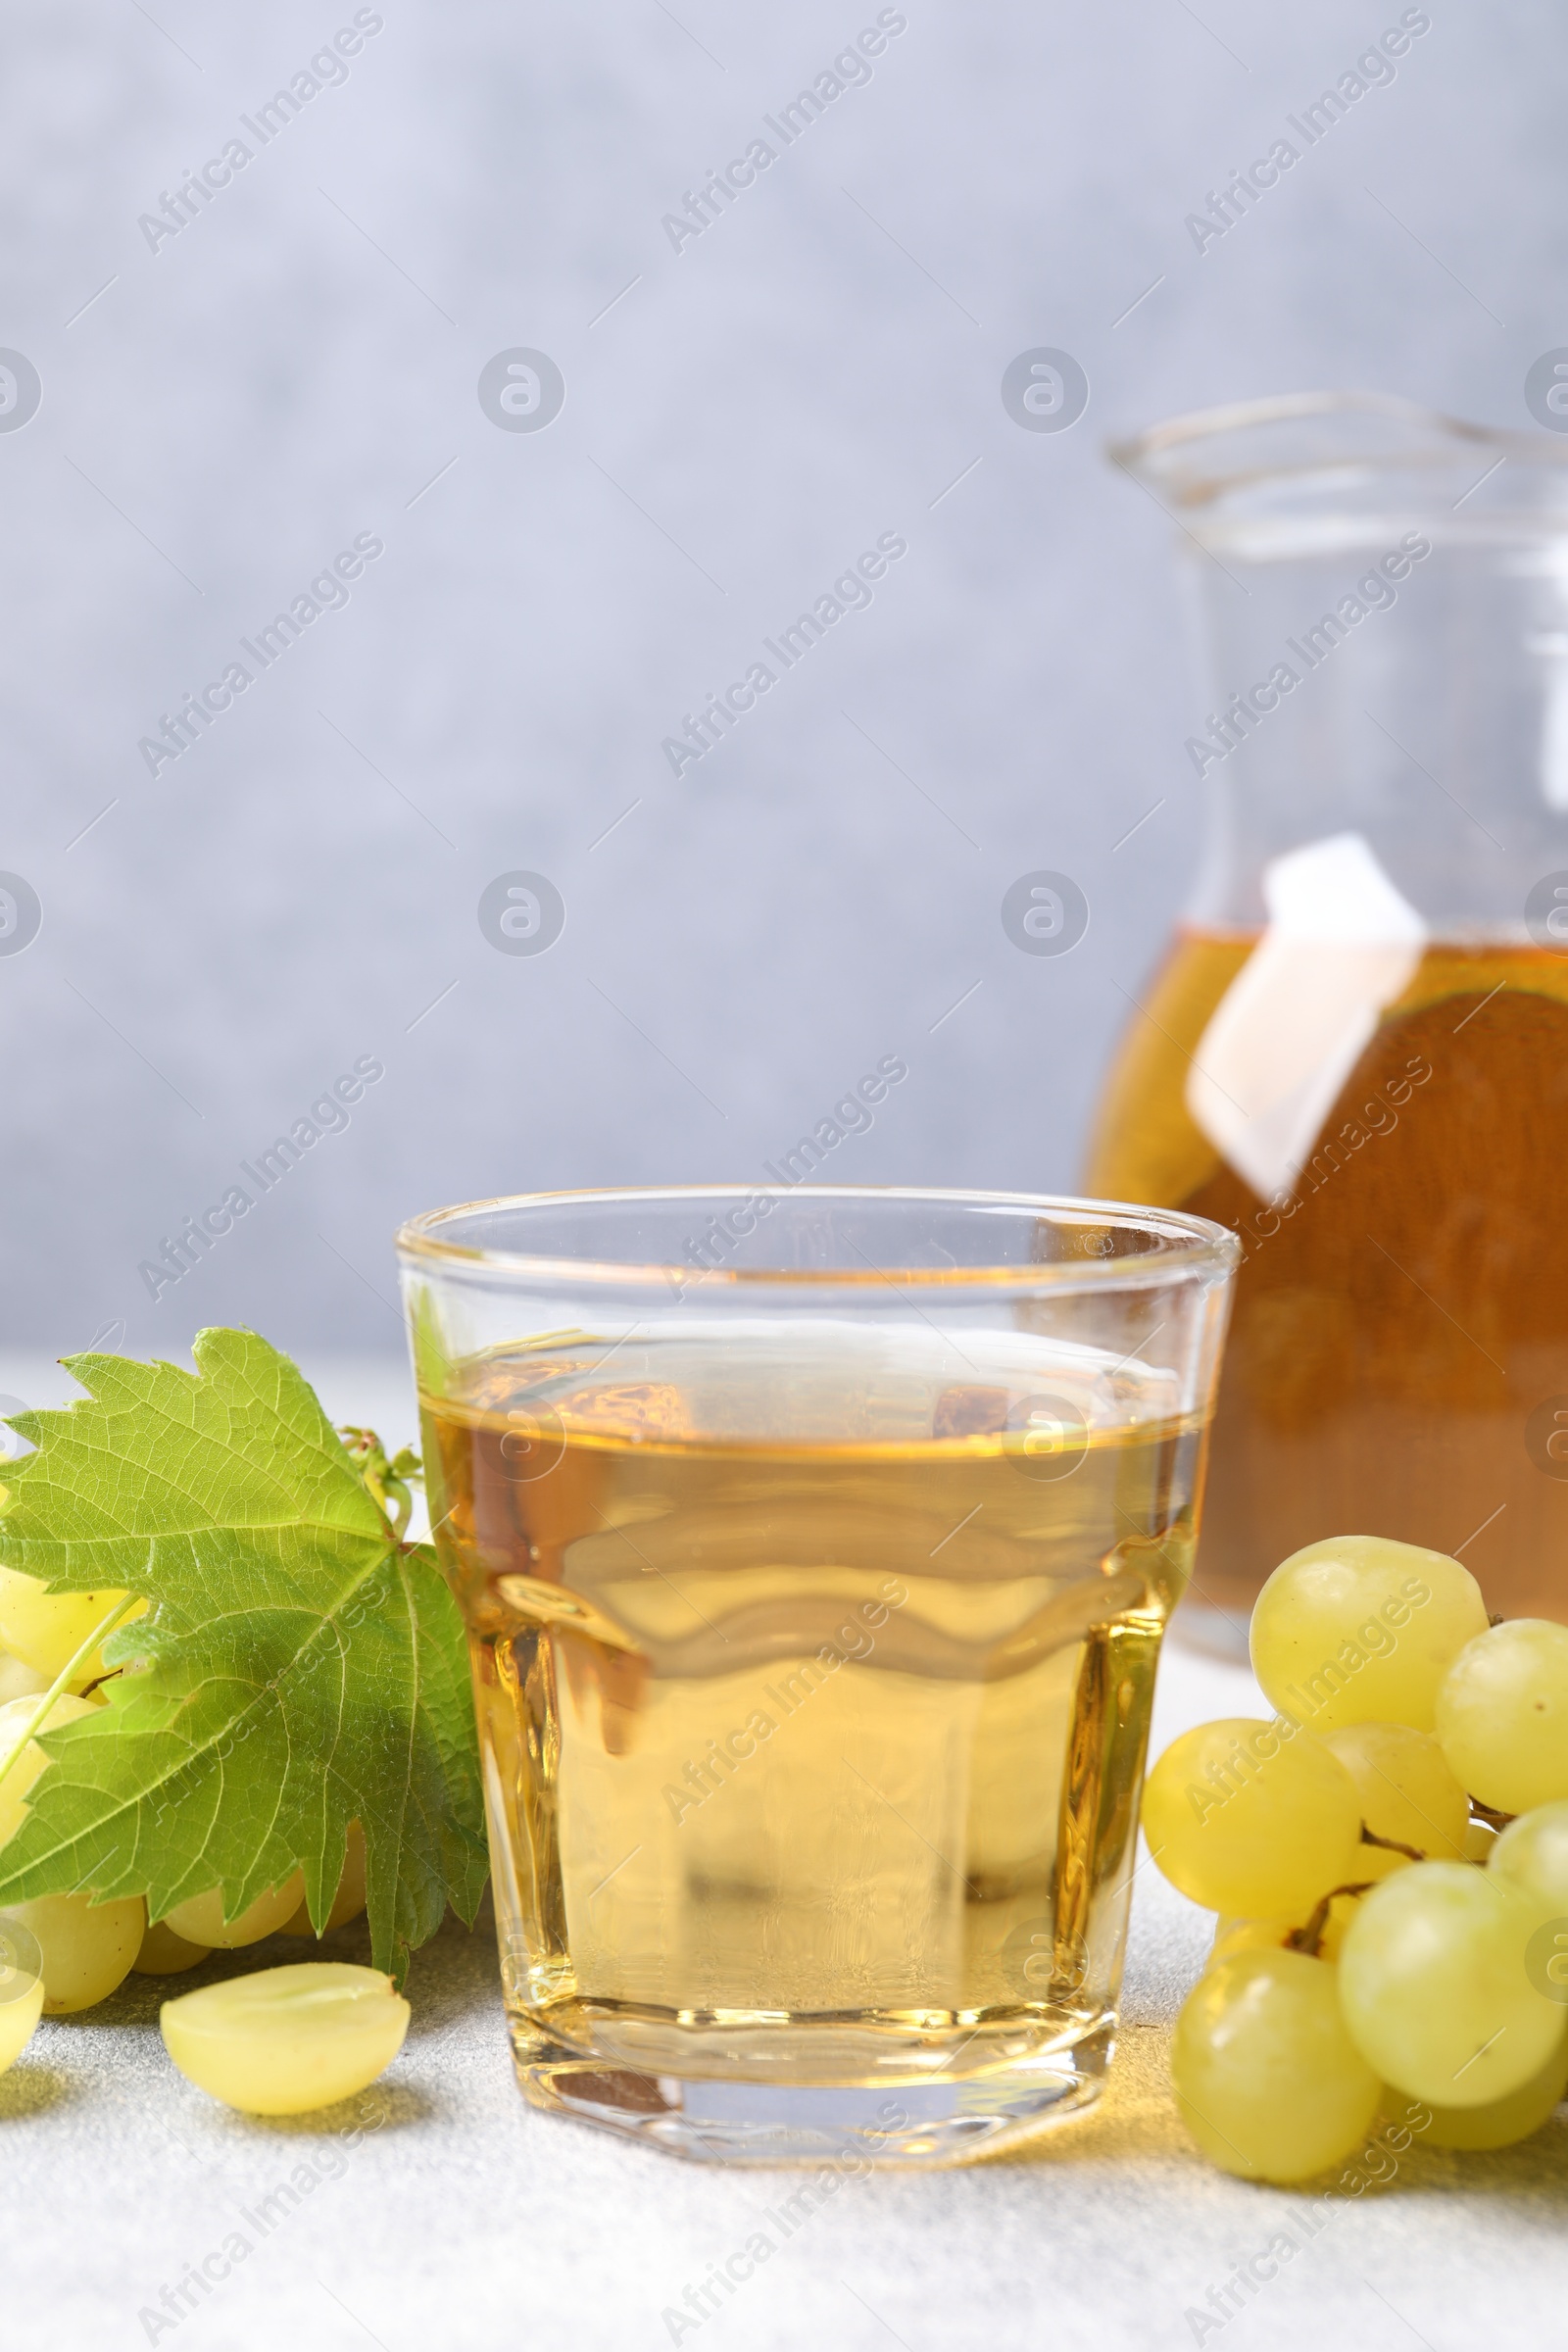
[0,1328,487,1981]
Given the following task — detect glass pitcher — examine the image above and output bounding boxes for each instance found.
[1086,392,1568,1636]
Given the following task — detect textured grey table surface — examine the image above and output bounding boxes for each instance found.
[1,1357,1564,2352]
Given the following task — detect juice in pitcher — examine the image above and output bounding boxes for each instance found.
[1092,395,1568,1629]
[1088,927,1568,1623]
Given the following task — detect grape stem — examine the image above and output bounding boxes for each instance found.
[0,1592,141,1800]
[1468,1798,1516,1831]
[1284,1883,1374,1957]
[1359,1826,1427,1864]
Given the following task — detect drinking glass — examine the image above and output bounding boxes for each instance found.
[397,1186,1236,2164]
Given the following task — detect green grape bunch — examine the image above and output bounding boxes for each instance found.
[1144,1533,1568,2185]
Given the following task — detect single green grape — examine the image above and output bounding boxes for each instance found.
[1338,1861,1561,2108]
[166,1873,307,1950]
[1489,1800,1568,1914]
[161,1962,410,2115]
[0,1650,46,1707]
[1436,1621,1568,1816]
[279,1823,368,1937]
[1142,1717,1363,1918]
[0,1695,145,2011]
[1420,2030,1568,2149]
[1312,1890,1367,1963]
[1323,1720,1469,1878]
[0,1916,45,2072]
[1171,1949,1382,2182]
[0,1977,43,2069]
[7,1891,145,2011]
[132,1919,212,1976]
[1207,1917,1294,1969]
[0,1567,145,1685]
[1250,1535,1488,1734]
[1209,1888,1365,1968]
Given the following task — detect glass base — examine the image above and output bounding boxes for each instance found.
[508,2017,1114,2165]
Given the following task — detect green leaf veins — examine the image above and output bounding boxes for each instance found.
[0,1329,487,1980]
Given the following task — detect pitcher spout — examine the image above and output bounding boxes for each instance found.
[1108,390,1568,551]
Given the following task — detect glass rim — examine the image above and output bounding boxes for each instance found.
[394,1184,1240,1293]
[1107,389,1568,508]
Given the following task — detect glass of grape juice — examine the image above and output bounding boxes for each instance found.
[397,1187,1237,2164]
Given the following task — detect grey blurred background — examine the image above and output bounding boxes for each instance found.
[1,0,1561,1366]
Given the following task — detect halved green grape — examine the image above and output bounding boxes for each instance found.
[1420,2030,1568,2149]
[165,1872,307,1950]
[0,1567,145,1685]
[1171,1948,1382,2181]
[161,1962,410,2115]
[1250,1536,1488,1734]
[1323,1721,1469,1879]
[0,1695,145,2010]
[0,1917,45,2072]
[1437,1622,1568,1816]
[1142,1717,1362,1918]
[132,1919,213,1976]
[280,1822,367,1937]
[1339,1861,1561,2107]
[1490,1801,1568,1914]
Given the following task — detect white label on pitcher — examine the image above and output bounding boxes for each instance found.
[1185,834,1427,1202]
